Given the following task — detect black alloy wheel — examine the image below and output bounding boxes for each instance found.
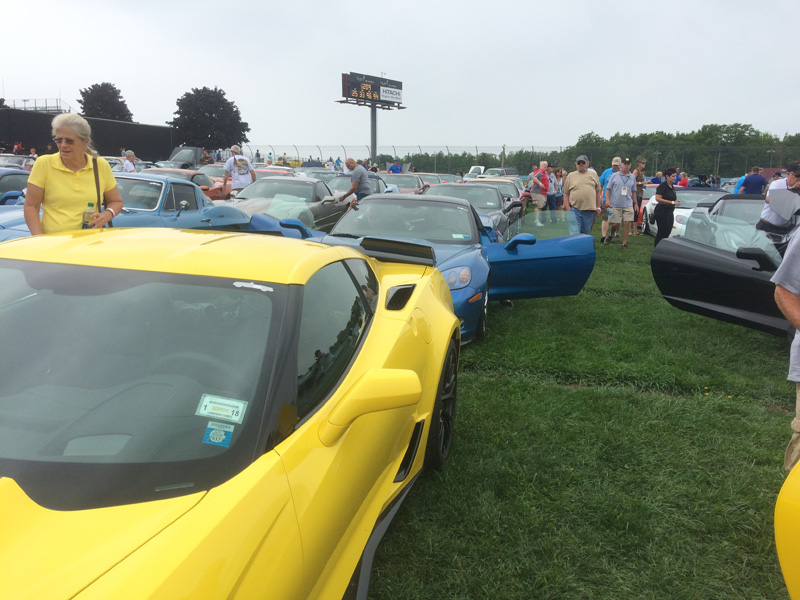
[425,339,458,469]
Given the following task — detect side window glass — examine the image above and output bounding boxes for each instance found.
[346,258,378,313]
[316,182,328,200]
[173,184,198,210]
[296,262,369,418]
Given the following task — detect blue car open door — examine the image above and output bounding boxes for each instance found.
[484,233,596,301]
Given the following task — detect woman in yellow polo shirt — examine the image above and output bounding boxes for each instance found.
[24,113,123,235]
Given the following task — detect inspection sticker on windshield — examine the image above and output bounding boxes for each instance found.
[203,421,234,448]
[195,395,247,424]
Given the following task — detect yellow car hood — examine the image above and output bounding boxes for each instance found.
[0,476,204,599]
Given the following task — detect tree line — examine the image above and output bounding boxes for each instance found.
[72,83,797,177]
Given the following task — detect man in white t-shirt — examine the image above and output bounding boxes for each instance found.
[222,145,256,196]
[757,162,800,234]
[123,150,136,173]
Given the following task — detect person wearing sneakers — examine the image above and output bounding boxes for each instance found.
[528,161,549,226]
[603,157,637,249]
[563,155,602,235]
[598,156,621,243]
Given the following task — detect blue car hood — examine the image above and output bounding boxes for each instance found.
[0,208,28,231]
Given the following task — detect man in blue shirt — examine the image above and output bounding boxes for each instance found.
[740,166,769,195]
[388,159,402,173]
[733,172,748,194]
[598,157,620,243]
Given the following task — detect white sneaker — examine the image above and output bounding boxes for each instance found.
[534,220,543,227]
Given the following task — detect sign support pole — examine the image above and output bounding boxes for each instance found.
[370,104,377,163]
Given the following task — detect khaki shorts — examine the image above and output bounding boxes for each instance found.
[529,193,546,209]
[609,206,634,224]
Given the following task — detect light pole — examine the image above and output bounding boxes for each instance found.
[653,150,660,175]
[767,149,776,168]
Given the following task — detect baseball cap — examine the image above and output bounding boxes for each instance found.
[611,156,622,166]
[621,157,631,164]
[576,155,589,163]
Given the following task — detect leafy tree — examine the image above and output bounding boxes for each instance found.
[0,98,6,109]
[168,87,249,149]
[77,82,133,121]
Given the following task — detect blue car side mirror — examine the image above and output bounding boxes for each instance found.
[504,233,537,251]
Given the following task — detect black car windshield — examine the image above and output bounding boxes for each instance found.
[331,197,477,244]
[329,176,379,194]
[382,174,420,187]
[427,185,501,210]
[115,177,164,210]
[0,260,283,510]
[673,189,728,209]
[236,180,314,201]
[475,181,518,197]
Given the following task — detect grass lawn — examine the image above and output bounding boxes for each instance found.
[368,217,793,599]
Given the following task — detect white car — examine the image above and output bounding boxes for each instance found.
[641,187,729,238]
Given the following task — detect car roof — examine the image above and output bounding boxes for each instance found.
[0,168,29,176]
[0,228,365,285]
[114,172,196,186]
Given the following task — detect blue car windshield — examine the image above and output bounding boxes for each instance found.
[0,259,285,510]
[331,198,477,244]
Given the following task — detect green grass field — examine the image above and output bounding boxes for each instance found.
[369,217,793,599]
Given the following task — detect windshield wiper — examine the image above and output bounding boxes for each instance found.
[328,232,361,239]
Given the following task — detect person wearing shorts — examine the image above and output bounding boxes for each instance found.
[603,157,637,249]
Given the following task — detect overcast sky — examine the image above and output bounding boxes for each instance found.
[5,0,798,155]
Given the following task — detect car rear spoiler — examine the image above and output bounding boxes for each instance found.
[348,237,436,266]
[358,237,436,266]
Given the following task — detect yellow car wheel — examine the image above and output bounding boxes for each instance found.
[425,338,458,469]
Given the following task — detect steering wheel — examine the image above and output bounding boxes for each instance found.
[158,351,251,397]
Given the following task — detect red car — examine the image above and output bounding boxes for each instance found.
[381,173,428,194]
[144,168,227,201]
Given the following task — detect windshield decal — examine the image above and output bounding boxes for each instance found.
[196,395,248,424]
[233,281,273,292]
[203,421,234,448]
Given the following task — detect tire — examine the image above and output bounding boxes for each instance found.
[475,288,488,340]
[425,338,458,470]
[642,209,651,235]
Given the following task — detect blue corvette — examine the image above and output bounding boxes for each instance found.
[322,194,596,342]
[0,173,310,242]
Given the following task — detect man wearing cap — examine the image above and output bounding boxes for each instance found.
[563,155,602,235]
[757,162,800,234]
[598,157,621,243]
[222,145,256,198]
[389,159,402,174]
[340,158,373,208]
[603,158,637,249]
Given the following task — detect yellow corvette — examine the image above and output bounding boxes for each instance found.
[776,464,800,597]
[0,228,460,599]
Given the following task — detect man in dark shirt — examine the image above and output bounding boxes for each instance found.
[341,158,373,207]
[740,166,768,195]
